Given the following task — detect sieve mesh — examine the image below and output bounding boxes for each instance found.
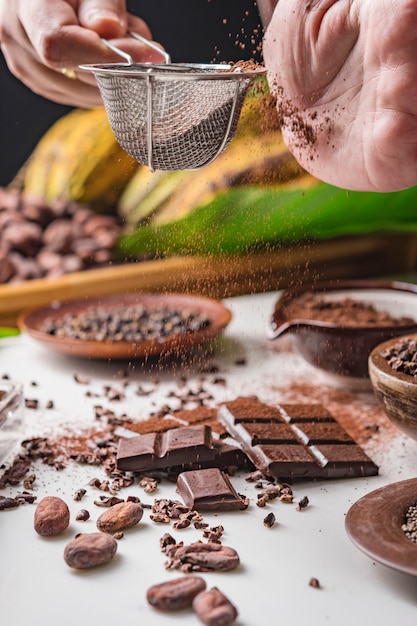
[95,67,252,170]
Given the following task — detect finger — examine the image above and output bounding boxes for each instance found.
[19,10,156,69]
[78,0,128,38]
[78,1,153,40]
[126,13,153,40]
[2,42,103,108]
[17,0,79,58]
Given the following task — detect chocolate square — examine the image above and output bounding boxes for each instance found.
[177,468,248,511]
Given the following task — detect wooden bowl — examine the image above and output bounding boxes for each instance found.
[18,292,232,360]
[268,280,417,380]
[368,333,417,441]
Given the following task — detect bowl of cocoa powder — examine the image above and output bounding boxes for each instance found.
[369,334,417,441]
[268,280,417,381]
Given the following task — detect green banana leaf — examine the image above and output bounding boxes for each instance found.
[118,182,417,257]
[0,327,20,339]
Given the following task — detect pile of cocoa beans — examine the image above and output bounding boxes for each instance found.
[0,187,124,284]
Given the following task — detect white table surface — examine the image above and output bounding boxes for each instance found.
[1,291,417,626]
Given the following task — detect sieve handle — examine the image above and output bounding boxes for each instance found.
[101,32,171,65]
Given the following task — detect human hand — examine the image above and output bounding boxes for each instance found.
[263,0,417,192]
[0,0,164,108]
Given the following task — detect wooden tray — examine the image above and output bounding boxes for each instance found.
[1,233,417,327]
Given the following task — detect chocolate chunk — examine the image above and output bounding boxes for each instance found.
[171,406,228,438]
[209,440,251,470]
[122,415,183,435]
[177,468,249,511]
[116,425,215,472]
[278,403,335,422]
[218,397,378,480]
[168,439,251,474]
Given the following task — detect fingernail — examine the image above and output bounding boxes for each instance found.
[87,9,126,28]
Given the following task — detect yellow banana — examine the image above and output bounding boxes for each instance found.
[23,108,88,200]
[152,131,303,225]
[118,168,194,224]
[24,108,138,211]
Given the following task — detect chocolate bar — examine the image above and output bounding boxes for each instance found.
[171,406,228,438]
[122,406,228,438]
[117,425,215,472]
[177,468,249,511]
[167,439,251,474]
[218,397,378,480]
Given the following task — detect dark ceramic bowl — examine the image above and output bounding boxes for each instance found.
[368,334,417,441]
[268,280,417,381]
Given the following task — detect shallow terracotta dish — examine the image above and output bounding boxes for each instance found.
[18,292,232,360]
[368,333,417,441]
[345,478,417,576]
[268,280,417,380]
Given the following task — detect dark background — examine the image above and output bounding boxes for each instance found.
[0,1,264,186]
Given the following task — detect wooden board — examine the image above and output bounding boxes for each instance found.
[1,233,417,326]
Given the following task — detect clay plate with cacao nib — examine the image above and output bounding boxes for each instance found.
[345,478,417,577]
[268,280,417,381]
[18,293,232,360]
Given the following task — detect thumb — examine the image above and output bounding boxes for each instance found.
[78,0,128,39]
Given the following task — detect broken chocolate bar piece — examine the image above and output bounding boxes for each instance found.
[218,397,378,480]
[171,406,228,438]
[167,439,251,474]
[177,468,249,511]
[116,424,215,472]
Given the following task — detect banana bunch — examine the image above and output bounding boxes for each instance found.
[23,107,139,212]
[118,79,305,226]
[21,77,305,227]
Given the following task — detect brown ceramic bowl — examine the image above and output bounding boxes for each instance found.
[268,280,417,380]
[18,292,232,360]
[345,477,417,576]
[368,333,417,441]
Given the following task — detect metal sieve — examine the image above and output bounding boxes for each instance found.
[79,33,266,172]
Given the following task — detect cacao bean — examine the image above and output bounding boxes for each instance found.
[3,221,43,256]
[0,187,124,284]
[34,495,70,536]
[192,587,238,626]
[64,532,118,569]
[96,501,143,534]
[147,576,207,611]
[42,219,74,253]
[167,542,240,573]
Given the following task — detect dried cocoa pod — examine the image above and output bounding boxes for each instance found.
[168,542,240,572]
[147,576,207,611]
[96,501,143,534]
[34,496,70,536]
[64,532,118,569]
[193,587,238,626]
